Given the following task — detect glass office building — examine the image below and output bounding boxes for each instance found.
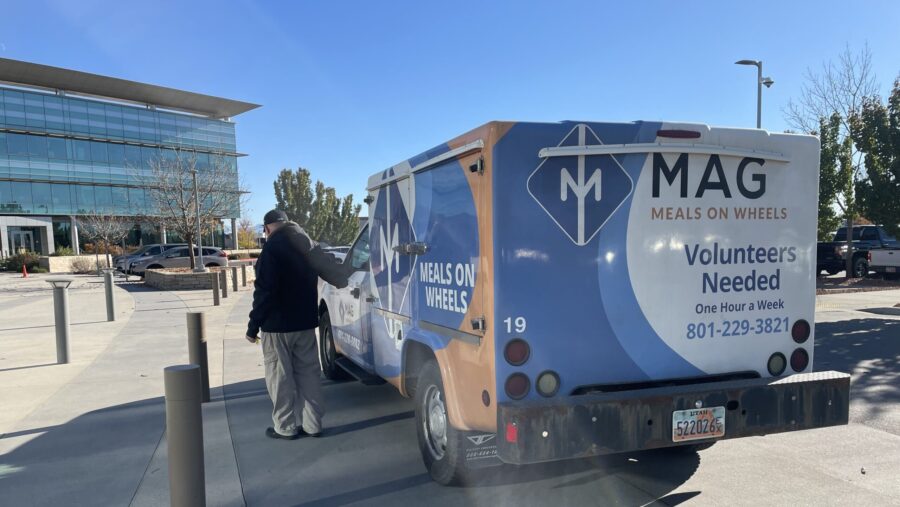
[0,58,258,257]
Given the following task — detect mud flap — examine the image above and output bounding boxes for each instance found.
[462,431,503,469]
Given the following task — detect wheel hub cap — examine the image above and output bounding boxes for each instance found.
[423,385,447,460]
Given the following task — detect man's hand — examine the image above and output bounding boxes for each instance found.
[245,334,259,344]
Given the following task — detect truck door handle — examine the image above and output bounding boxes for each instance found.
[350,287,360,298]
[365,295,377,303]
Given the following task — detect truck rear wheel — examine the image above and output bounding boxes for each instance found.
[852,257,869,278]
[415,360,468,485]
[318,310,348,380]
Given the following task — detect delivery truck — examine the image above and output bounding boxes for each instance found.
[318,120,850,485]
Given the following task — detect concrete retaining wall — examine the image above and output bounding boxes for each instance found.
[40,255,111,273]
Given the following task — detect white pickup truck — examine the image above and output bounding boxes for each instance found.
[869,248,900,280]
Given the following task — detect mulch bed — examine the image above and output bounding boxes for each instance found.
[816,276,900,295]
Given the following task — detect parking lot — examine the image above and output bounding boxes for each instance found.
[1,275,898,506]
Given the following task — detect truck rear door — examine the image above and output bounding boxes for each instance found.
[492,121,819,401]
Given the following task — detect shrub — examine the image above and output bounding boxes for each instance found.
[249,252,260,258]
[30,267,49,273]
[2,252,41,272]
[71,257,96,274]
[81,243,125,256]
[51,246,75,257]
[228,252,250,260]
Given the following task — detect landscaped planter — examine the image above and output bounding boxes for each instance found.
[144,264,256,291]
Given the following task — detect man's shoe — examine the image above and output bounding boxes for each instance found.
[298,428,322,438]
[266,427,299,440]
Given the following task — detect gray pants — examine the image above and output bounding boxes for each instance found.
[261,329,323,436]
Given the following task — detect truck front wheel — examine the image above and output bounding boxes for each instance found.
[318,310,348,380]
[415,360,468,485]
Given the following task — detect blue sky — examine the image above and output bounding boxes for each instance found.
[2,1,899,224]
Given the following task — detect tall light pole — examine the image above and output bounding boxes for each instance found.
[735,59,774,129]
[191,169,207,273]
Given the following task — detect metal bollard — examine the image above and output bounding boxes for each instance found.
[164,365,206,507]
[186,313,210,403]
[46,277,74,364]
[102,269,116,322]
[211,273,220,306]
[230,266,238,292]
[241,263,248,287]
[220,270,228,299]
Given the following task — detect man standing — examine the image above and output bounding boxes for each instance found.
[246,209,350,440]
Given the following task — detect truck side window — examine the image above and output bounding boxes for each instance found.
[861,228,877,241]
[349,227,370,271]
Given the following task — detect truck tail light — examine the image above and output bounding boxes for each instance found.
[505,422,518,443]
[536,371,560,397]
[767,352,787,376]
[867,251,872,262]
[791,320,811,343]
[504,339,530,366]
[505,373,530,400]
[790,348,809,372]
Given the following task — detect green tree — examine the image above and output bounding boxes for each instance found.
[817,114,847,239]
[273,168,362,245]
[785,45,876,276]
[850,78,900,237]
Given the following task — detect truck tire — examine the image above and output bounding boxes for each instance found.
[852,257,869,278]
[415,360,468,485]
[318,310,348,380]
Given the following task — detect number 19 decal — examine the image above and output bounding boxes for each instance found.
[504,316,527,334]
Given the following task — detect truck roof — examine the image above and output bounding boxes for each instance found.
[366,120,817,191]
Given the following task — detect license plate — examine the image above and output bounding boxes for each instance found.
[887,267,896,273]
[672,406,725,442]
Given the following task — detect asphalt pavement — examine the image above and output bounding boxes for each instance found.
[1,273,898,506]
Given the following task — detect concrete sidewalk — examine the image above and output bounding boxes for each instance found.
[0,272,251,506]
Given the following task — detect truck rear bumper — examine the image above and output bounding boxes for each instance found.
[496,371,850,465]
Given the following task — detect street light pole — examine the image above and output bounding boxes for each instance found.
[191,170,207,273]
[735,59,774,129]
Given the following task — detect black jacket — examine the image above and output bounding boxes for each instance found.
[246,222,350,337]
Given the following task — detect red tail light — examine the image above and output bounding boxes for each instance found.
[867,251,872,262]
[791,320,811,343]
[505,373,530,400]
[657,129,702,139]
[790,348,809,372]
[218,251,227,257]
[505,422,518,443]
[504,339,530,366]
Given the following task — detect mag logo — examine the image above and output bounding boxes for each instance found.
[527,124,633,246]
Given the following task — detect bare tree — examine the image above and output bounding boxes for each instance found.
[784,44,879,277]
[785,44,878,134]
[79,212,131,273]
[137,148,246,269]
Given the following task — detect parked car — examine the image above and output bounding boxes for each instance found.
[115,243,187,273]
[816,225,898,277]
[131,246,228,275]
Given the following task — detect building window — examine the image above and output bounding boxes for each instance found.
[52,219,72,249]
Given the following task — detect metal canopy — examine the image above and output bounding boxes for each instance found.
[0,58,260,119]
